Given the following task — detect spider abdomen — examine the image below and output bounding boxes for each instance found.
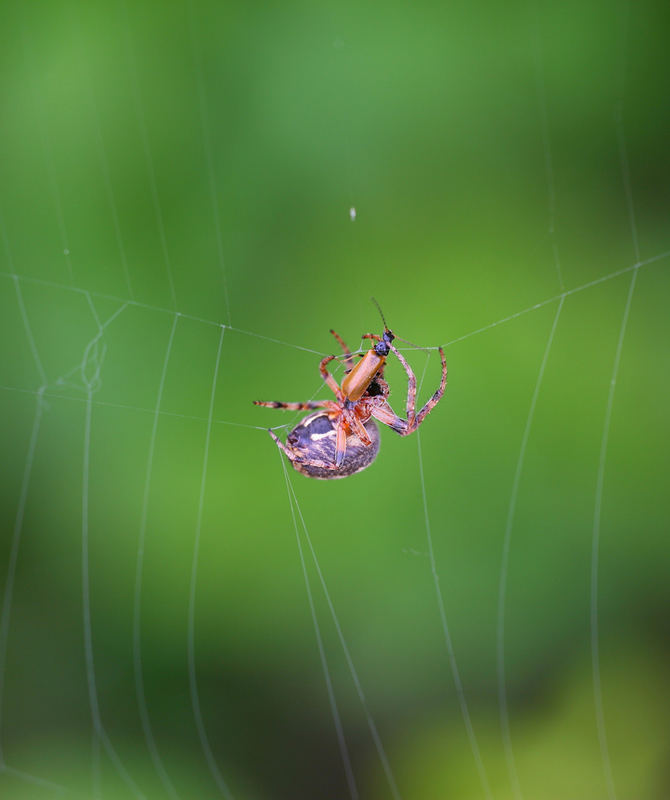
[287,412,380,479]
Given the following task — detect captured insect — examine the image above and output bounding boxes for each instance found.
[253,301,447,479]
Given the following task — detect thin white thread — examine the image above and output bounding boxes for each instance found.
[76,297,143,795]
[82,387,145,798]
[1,764,67,795]
[187,326,234,799]
[591,268,638,800]
[414,355,489,796]
[10,300,127,404]
[1,212,50,383]
[589,43,640,797]
[187,8,232,326]
[278,457,359,800]
[133,314,180,799]
[12,276,48,386]
[0,276,50,767]
[416,430,493,800]
[0,389,45,767]
[227,325,327,355]
[0,383,274,431]
[441,248,668,349]
[85,291,102,330]
[497,296,565,800]
[285,476,402,800]
[122,0,177,309]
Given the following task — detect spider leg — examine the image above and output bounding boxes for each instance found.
[370,347,447,435]
[349,413,372,446]
[414,347,447,427]
[267,429,297,461]
[329,329,355,371]
[334,419,348,467]
[388,343,417,423]
[254,400,331,411]
[369,400,409,435]
[320,355,343,399]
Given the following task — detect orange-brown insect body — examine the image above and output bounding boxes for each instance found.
[340,328,394,403]
[341,350,386,402]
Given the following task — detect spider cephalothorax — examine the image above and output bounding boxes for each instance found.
[254,317,447,479]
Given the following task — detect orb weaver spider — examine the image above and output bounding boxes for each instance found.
[254,310,447,479]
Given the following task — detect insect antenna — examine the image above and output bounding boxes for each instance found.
[370,296,390,332]
[370,298,431,351]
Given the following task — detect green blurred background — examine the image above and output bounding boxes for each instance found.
[1,0,669,797]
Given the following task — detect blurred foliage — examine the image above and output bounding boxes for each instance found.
[1,0,669,797]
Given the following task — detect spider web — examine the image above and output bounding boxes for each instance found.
[1,1,669,799]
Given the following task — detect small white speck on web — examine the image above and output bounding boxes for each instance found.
[349,207,356,222]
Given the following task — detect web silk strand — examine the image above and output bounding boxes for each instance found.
[82,389,145,798]
[285,475,402,800]
[497,296,565,800]
[0,391,44,768]
[187,326,235,799]
[591,268,638,800]
[78,298,144,797]
[440,249,669,350]
[2,764,67,795]
[278,458,359,800]
[589,63,641,800]
[133,314,181,799]
[416,430,492,800]
[0,278,54,788]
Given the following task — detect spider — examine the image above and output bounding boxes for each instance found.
[254,314,447,479]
